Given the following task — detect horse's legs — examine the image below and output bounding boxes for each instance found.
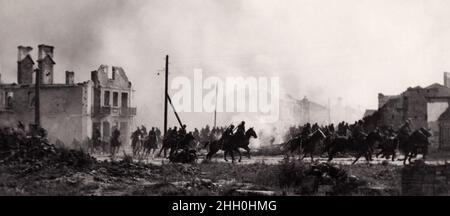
[352,154,361,165]
[310,152,314,163]
[243,147,251,159]
[364,152,371,163]
[163,147,168,158]
[328,148,336,162]
[206,151,212,160]
[403,152,409,165]
[224,150,228,162]
[237,149,242,162]
[300,152,307,161]
[230,150,235,163]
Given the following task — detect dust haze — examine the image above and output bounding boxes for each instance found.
[1,0,450,132]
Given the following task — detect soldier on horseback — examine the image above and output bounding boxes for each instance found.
[353,120,366,139]
[179,124,187,137]
[110,127,121,158]
[386,125,396,137]
[398,119,413,147]
[224,124,235,137]
[149,127,157,143]
[312,123,319,132]
[131,127,142,156]
[140,125,147,137]
[220,124,235,147]
[399,119,413,135]
[301,123,312,138]
[236,121,246,138]
[328,124,335,134]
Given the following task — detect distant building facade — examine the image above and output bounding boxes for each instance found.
[0,45,136,147]
[279,94,329,126]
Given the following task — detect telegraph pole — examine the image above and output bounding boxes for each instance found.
[164,55,169,137]
[34,68,41,127]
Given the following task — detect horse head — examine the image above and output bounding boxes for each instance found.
[246,127,258,139]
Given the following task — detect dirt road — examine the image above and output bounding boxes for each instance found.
[95,153,450,166]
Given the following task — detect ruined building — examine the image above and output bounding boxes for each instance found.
[372,72,450,149]
[0,45,136,147]
[279,94,329,126]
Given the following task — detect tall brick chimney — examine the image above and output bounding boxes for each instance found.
[444,72,450,88]
[17,46,35,85]
[37,44,55,85]
[65,71,75,85]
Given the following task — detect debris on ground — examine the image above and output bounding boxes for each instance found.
[278,159,367,195]
[0,135,96,173]
[0,128,402,196]
[168,149,198,164]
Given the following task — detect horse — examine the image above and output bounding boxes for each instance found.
[300,128,327,162]
[399,128,431,165]
[157,135,178,158]
[142,134,158,158]
[204,139,224,161]
[223,127,258,163]
[110,136,122,159]
[168,134,197,163]
[204,133,241,162]
[351,130,383,164]
[171,133,196,154]
[326,135,352,162]
[321,131,336,157]
[131,133,142,157]
[282,136,302,157]
[376,135,398,161]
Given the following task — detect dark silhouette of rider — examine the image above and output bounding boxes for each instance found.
[312,123,319,131]
[111,127,121,147]
[179,124,187,137]
[386,125,396,137]
[149,127,156,139]
[236,121,246,138]
[301,123,311,138]
[224,124,235,137]
[399,119,413,135]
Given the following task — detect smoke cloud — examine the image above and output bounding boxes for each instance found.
[1,0,449,131]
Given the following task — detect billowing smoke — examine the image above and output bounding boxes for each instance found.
[1,0,448,133]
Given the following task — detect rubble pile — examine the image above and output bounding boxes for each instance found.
[168,149,198,164]
[0,135,96,173]
[0,131,157,178]
[278,159,366,195]
[96,160,158,179]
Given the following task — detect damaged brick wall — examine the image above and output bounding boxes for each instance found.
[401,162,450,195]
[0,84,92,147]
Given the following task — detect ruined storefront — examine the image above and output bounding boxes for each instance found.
[0,45,136,147]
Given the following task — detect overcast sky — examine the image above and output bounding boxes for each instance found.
[1,0,450,127]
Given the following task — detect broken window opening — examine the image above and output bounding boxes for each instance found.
[113,92,119,107]
[104,90,110,106]
[121,92,128,108]
[5,92,13,109]
[28,91,35,108]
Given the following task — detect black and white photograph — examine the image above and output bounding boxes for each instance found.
[1,0,450,206]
